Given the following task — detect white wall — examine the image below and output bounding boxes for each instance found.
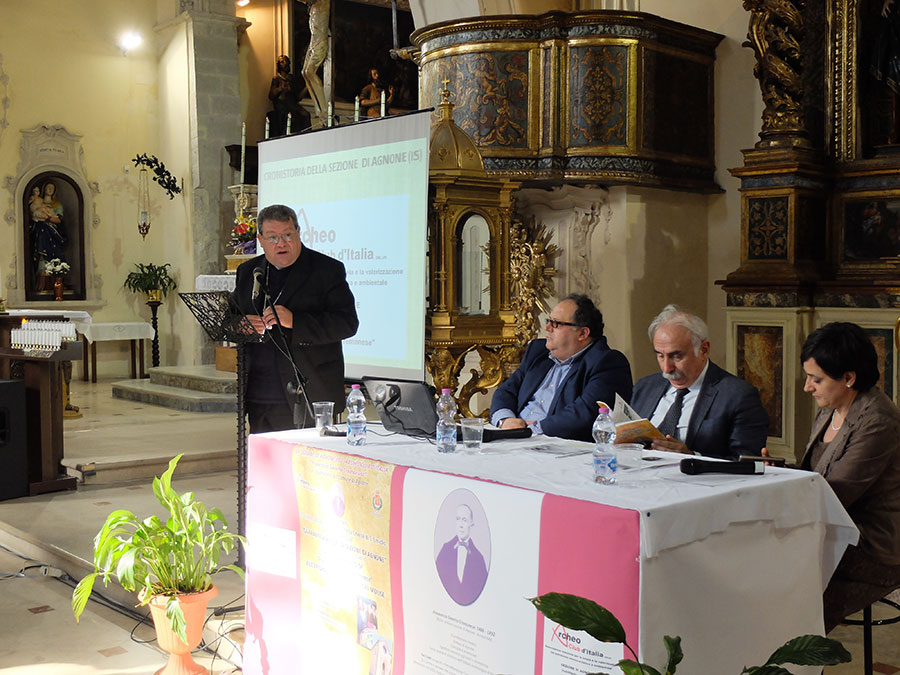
[640,0,764,363]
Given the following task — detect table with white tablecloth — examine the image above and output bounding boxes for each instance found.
[243,428,857,675]
[78,322,155,382]
[194,274,236,292]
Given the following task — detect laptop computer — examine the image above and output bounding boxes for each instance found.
[362,378,533,443]
[363,378,439,439]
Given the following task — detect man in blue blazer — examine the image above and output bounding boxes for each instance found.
[490,294,632,442]
[630,305,769,460]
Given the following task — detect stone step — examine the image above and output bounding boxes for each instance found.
[61,449,237,486]
[112,379,237,413]
[148,365,237,394]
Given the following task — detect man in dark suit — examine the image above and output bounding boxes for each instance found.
[231,204,359,433]
[630,304,768,459]
[489,294,632,442]
[435,504,488,606]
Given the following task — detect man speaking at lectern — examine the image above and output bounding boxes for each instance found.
[489,294,632,442]
[232,204,358,433]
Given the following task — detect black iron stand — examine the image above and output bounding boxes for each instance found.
[146,299,162,367]
[178,291,262,569]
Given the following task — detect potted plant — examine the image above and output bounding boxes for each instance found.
[71,454,244,674]
[123,262,177,302]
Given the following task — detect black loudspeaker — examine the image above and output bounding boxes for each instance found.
[0,379,28,500]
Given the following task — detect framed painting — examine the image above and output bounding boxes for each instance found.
[836,191,900,275]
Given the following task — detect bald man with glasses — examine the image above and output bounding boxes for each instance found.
[489,294,632,442]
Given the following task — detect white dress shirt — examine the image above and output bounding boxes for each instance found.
[649,360,710,441]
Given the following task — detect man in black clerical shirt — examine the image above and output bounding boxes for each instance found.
[231,204,358,433]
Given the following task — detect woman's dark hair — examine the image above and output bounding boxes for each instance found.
[563,293,604,341]
[800,322,879,391]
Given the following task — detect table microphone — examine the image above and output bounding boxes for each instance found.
[680,458,764,475]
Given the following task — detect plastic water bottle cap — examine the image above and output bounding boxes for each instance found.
[441,388,451,394]
[598,405,610,414]
[351,384,361,389]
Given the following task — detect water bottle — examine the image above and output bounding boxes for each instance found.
[346,384,367,446]
[592,405,618,484]
[435,388,458,453]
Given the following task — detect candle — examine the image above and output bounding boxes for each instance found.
[286,112,292,135]
[355,96,360,122]
[327,102,333,128]
[380,90,386,117]
[239,122,246,185]
[265,118,270,139]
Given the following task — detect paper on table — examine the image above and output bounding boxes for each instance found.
[597,393,666,444]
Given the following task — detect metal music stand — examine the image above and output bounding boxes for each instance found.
[179,291,262,567]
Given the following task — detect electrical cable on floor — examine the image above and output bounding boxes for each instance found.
[2,521,245,665]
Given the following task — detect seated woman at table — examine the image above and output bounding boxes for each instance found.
[798,321,900,632]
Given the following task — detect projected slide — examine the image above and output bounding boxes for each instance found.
[259,111,430,381]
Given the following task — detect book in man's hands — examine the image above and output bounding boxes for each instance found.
[596,394,666,445]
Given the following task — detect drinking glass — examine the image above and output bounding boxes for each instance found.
[616,443,647,487]
[460,417,484,451]
[313,401,334,432]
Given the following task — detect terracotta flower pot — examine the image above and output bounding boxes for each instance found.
[146,585,218,675]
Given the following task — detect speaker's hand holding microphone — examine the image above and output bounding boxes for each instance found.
[262,305,293,329]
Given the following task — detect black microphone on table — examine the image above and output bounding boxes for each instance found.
[680,458,765,475]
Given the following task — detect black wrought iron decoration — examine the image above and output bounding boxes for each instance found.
[131,154,182,199]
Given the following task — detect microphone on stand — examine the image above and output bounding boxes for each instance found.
[251,267,264,303]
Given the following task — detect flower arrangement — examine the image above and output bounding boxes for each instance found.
[230,213,258,254]
[45,258,70,277]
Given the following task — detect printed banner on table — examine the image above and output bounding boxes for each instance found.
[292,445,397,674]
[244,438,640,675]
[401,469,544,675]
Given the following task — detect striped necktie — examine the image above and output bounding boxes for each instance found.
[657,388,689,439]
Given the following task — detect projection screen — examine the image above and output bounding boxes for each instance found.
[257,110,431,382]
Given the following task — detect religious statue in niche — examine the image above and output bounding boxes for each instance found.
[358,67,394,118]
[267,54,311,136]
[23,172,85,301]
[29,180,67,290]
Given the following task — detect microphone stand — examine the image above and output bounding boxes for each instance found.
[258,275,315,428]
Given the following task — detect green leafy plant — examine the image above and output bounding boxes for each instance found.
[123,262,177,298]
[71,454,244,642]
[530,592,851,675]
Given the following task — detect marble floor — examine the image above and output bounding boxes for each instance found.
[0,377,244,674]
[1,376,899,673]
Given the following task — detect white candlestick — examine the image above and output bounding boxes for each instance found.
[265,118,270,140]
[327,102,333,128]
[380,90,386,117]
[286,113,292,135]
[355,96,360,122]
[239,122,246,185]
